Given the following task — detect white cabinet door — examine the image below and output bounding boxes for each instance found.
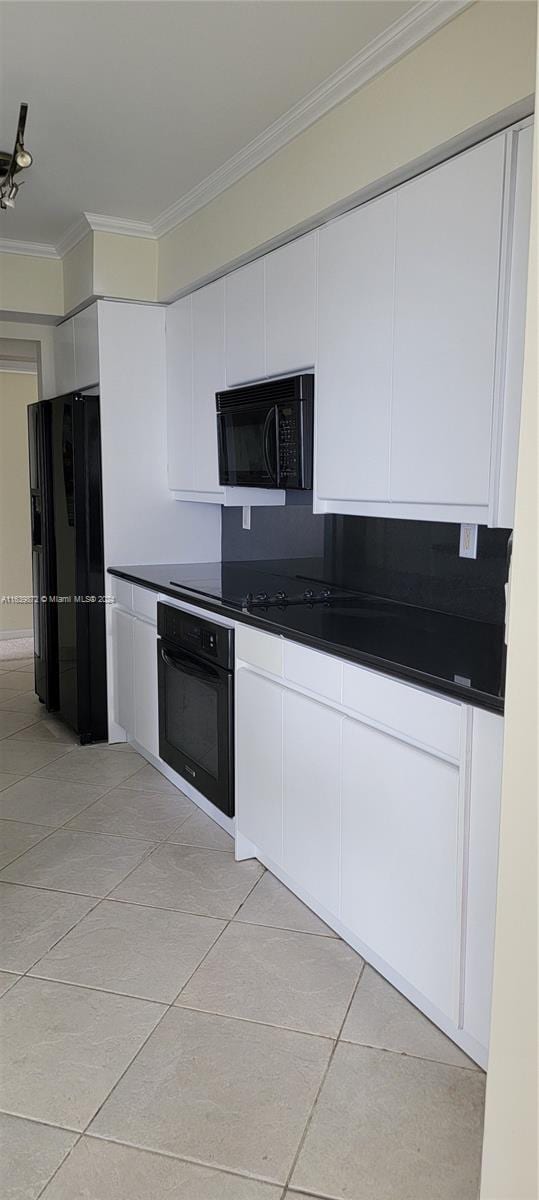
[283,690,341,915]
[391,135,506,506]
[54,319,76,396]
[265,233,316,377]
[225,259,265,386]
[166,296,194,490]
[112,607,134,737]
[73,304,99,390]
[133,617,159,758]
[236,668,283,866]
[316,192,396,502]
[192,280,225,494]
[463,709,503,1049]
[341,718,460,1019]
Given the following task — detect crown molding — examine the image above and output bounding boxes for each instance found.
[0,237,59,259]
[153,0,472,236]
[55,215,91,258]
[84,212,156,238]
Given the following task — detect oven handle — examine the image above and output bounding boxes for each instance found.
[263,405,279,485]
[160,644,221,682]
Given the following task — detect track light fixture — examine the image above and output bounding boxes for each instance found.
[0,103,33,211]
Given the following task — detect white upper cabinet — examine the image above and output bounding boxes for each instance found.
[192,280,225,495]
[225,258,265,386]
[265,233,316,377]
[314,124,531,526]
[166,296,194,491]
[164,122,530,524]
[167,277,285,506]
[316,192,396,503]
[390,135,505,508]
[53,319,76,396]
[166,285,226,496]
[52,305,99,398]
[73,304,99,390]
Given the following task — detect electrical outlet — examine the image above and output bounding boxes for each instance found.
[459,523,478,559]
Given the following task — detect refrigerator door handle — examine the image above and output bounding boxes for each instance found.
[30,493,42,548]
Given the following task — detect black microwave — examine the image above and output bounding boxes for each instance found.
[216,373,313,490]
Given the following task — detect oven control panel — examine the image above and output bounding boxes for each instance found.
[157,603,234,670]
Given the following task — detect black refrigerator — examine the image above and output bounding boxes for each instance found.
[28,392,108,743]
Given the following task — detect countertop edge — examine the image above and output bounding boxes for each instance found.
[107,566,505,716]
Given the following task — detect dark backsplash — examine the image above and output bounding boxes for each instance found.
[221,499,510,625]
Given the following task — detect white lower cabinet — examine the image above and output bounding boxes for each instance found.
[133,616,159,758]
[463,708,504,1048]
[112,607,134,737]
[283,690,341,915]
[236,669,283,866]
[111,587,159,758]
[341,719,460,1020]
[235,629,503,1065]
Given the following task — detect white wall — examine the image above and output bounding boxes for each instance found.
[0,370,38,635]
[479,31,538,1200]
[0,320,55,403]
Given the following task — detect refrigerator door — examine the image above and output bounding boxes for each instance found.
[50,393,107,740]
[27,401,58,709]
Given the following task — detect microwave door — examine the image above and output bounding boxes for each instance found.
[217,402,278,487]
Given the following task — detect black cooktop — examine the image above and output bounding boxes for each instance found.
[107,560,506,713]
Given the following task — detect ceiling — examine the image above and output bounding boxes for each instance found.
[0,0,419,248]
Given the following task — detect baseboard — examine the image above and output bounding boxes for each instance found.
[0,628,33,641]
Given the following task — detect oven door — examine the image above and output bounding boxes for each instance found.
[158,638,234,817]
[217,400,278,487]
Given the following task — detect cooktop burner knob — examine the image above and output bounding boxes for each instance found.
[319,589,332,601]
[255,591,270,604]
[243,592,254,606]
[274,590,287,603]
[303,588,314,601]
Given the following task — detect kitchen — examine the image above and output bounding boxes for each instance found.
[0,3,537,1199]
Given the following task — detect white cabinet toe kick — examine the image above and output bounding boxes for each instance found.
[234,625,503,1069]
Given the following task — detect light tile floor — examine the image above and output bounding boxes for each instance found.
[0,659,486,1199]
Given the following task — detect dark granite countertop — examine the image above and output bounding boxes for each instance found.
[107,560,505,714]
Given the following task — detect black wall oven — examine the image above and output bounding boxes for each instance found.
[157,603,234,817]
[216,373,313,489]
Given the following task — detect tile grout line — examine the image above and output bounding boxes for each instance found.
[71,862,268,1149]
[83,1130,302,1192]
[280,959,367,1196]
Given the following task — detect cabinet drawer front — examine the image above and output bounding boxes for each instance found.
[236,625,283,676]
[284,640,342,703]
[111,578,133,611]
[132,585,157,624]
[342,663,461,758]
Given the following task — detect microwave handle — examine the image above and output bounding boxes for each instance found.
[263,405,279,486]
